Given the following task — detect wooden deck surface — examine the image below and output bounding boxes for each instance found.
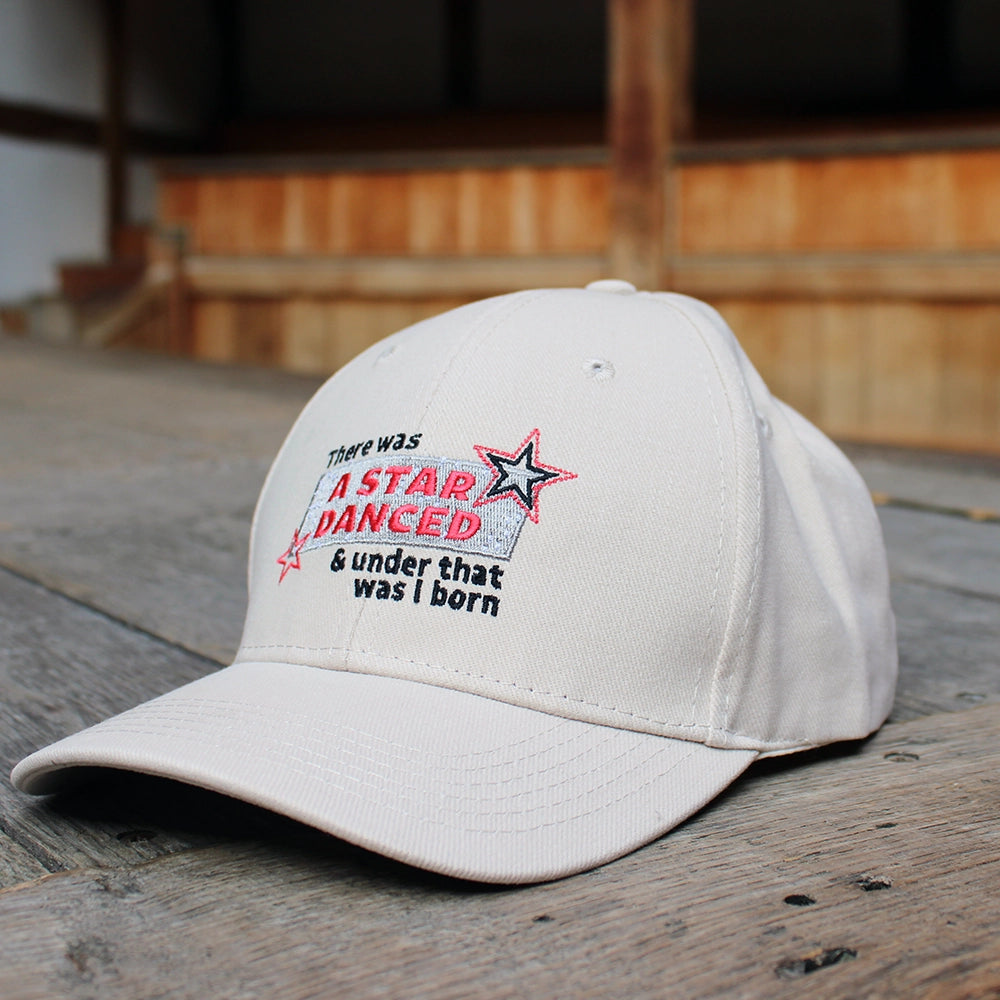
[1,336,998,999]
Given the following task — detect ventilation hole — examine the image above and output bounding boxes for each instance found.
[583,358,615,381]
[757,413,773,438]
[377,344,397,362]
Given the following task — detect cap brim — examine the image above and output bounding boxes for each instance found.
[12,662,756,883]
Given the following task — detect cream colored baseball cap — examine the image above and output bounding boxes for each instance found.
[13,284,897,883]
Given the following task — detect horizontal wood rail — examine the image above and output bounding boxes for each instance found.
[178,251,1000,302]
[181,254,607,298]
[673,252,1000,301]
[0,96,199,155]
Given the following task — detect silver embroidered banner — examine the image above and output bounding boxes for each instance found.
[297,455,526,560]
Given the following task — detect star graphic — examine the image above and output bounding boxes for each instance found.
[276,528,310,583]
[473,429,577,524]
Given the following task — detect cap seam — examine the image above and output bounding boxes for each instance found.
[343,290,547,664]
[651,298,764,743]
[642,298,734,733]
[66,715,632,801]
[416,290,547,427]
[53,716,706,832]
[92,696,582,766]
[235,644,813,748]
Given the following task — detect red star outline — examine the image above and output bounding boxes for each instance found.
[276,528,310,583]
[472,428,577,524]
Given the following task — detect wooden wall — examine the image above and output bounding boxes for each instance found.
[678,150,1000,252]
[720,300,1000,451]
[160,166,609,257]
[144,149,1000,453]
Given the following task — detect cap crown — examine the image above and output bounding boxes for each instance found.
[237,289,896,753]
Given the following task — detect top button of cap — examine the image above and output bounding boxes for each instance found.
[585,279,638,295]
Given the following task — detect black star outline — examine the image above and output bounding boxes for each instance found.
[472,429,577,524]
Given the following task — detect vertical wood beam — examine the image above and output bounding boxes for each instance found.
[608,0,691,290]
[101,0,127,259]
[671,0,694,141]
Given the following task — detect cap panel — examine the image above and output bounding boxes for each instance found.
[649,292,896,750]
[721,398,898,747]
[238,289,743,740]
[242,293,533,669]
[702,359,896,750]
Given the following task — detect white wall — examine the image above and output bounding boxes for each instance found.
[0,138,103,301]
[0,0,218,301]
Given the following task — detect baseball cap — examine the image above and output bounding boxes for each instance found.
[12,282,897,883]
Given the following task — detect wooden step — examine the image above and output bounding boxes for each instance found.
[59,259,145,304]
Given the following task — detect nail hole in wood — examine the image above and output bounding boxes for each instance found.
[855,874,892,891]
[775,947,857,980]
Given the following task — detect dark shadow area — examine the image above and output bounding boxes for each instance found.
[37,768,524,896]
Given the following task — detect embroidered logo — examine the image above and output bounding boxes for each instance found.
[473,429,577,524]
[276,428,576,583]
[276,527,308,583]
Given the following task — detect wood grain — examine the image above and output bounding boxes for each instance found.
[159,152,1000,262]
[160,167,610,258]
[0,568,223,887]
[712,299,1000,455]
[672,251,1000,299]
[607,0,671,287]
[1,703,998,999]
[152,149,1000,455]
[0,339,318,662]
[677,150,1000,254]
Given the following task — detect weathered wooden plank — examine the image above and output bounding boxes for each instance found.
[890,578,1000,721]
[1,703,998,999]
[0,568,226,886]
[847,443,1000,517]
[673,251,1000,300]
[182,253,606,298]
[0,340,318,662]
[879,506,1000,601]
[0,828,49,887]
[677,150,1000,254]
[183,248,1000,303]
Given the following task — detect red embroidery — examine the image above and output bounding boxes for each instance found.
[276,528,310,582]
[473,429,576,524]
